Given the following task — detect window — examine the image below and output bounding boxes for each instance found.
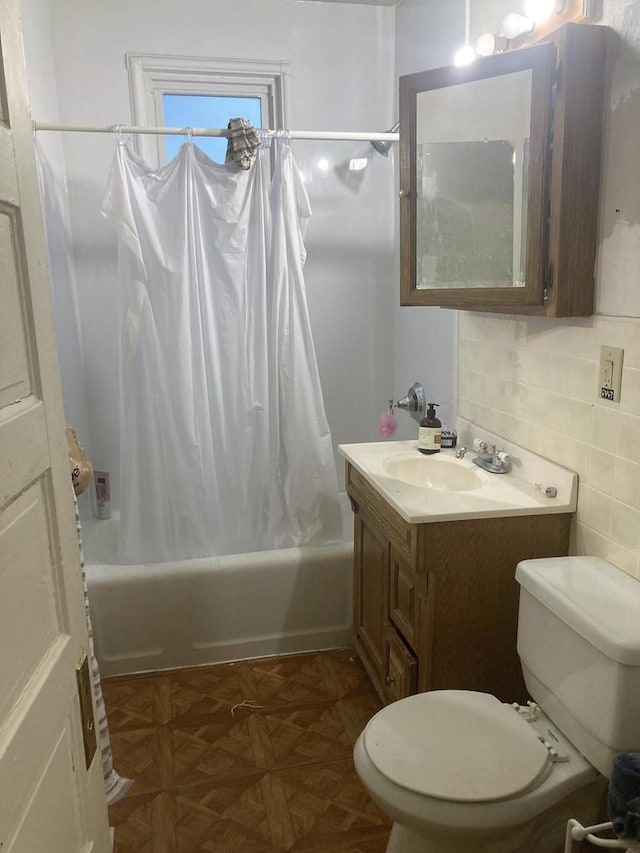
[162,94,263,163]
[126,54,291,166]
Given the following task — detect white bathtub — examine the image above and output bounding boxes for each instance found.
[83,499,354,677]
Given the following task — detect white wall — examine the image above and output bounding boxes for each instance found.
[20,0,93,515]
[38,0,396,505]
[393,0,463,438]
[459,1,640,579]
[20,0,90,441]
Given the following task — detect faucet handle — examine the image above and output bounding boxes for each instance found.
[473,438,496,455]
[496,450,511,464]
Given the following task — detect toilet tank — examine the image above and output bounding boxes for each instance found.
[516,556,640,777]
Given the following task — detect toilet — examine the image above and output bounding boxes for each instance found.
[354,556,640,853]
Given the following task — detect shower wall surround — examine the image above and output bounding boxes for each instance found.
[459,2,640,579]
[28,0,398,507]
[22,0,466,515]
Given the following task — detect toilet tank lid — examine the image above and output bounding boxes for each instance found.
[516,557,640,665]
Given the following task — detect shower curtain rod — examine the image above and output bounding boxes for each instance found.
[32,121,400,143]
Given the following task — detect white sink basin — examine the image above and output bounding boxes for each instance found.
[339,430,577,524]
[384,454,482,491]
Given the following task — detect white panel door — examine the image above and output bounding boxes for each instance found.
[0,1,111,850]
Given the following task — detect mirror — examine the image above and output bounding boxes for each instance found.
[416,70,531,290]
[400,41,556,308]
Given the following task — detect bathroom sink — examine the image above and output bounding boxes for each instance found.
[339,422,578,524]
[384,454,482,492]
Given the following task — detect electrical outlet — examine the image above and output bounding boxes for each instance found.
[598,345,623,402]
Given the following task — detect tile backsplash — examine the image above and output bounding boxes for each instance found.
[458,313,640,578]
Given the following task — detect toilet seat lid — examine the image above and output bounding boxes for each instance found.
[363,691,551,803]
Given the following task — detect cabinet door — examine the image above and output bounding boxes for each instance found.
[382,626,417,704]
[354,511,389,682]
[388,547,425,650]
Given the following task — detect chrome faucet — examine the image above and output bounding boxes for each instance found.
[472,439,511,474]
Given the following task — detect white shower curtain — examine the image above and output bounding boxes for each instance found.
[102,139,342,564]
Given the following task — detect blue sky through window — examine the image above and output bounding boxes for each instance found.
[162,94,262,163]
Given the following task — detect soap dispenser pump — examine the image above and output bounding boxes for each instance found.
[418,403,442,455]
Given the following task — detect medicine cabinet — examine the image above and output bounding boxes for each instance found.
[399,23,607,317]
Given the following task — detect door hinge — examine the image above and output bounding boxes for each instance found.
[76,653,98,770]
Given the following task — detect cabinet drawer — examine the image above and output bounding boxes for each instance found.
[383,626,417,704]
[388,548,425,650]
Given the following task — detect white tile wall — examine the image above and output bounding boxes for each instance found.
[458,314,640,578]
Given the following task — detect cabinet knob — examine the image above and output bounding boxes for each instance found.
[385,675,396,685]
[398,189,410,199]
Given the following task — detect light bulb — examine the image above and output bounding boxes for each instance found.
[475,32,509,56]
[453,44,476,66]
[523,0,565,21]
[501,12,535,39]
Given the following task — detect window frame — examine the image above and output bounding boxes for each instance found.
[126,53,292,166]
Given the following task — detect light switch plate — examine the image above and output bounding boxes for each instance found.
[599,345,624,402]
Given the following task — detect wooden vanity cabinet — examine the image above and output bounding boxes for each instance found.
[347,462,572,705]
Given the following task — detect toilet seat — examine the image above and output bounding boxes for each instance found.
[363,690,552,803]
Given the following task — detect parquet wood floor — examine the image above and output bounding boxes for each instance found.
[103,650,392,852]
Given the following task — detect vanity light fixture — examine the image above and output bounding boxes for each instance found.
[475,32,509,56]
[454,44,477,66]
[500,12,536,39]
[473,0,592,63]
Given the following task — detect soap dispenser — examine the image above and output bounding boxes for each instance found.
[418,403,442,455]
